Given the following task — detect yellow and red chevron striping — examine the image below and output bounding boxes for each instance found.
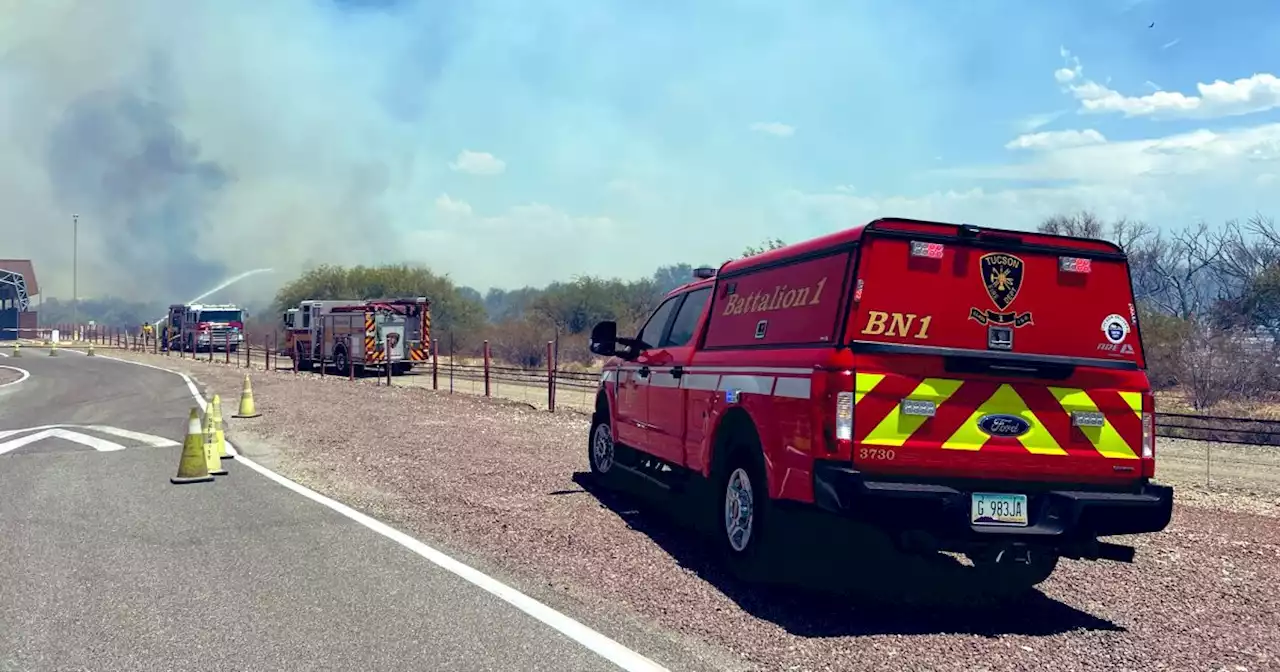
[854,372,1140,459]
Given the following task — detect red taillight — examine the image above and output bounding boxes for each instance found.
[835,390,853,456]
[1141,393,1156,478]
[910,241,946,259]
[813,371,854,458]
[1059,256,1092,273]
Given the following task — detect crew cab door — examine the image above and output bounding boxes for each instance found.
[614,295,681,450]
[644,287,712,465]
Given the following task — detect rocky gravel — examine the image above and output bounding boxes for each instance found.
[104,351,1280,672]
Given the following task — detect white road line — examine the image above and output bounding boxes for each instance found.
[87,352,670,672]
[85,425,180,447]
[0,365,30,389]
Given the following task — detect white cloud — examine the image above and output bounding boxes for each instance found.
[448,150,506,176]
[949,122,1280,184]
[1056,48,1280,119]
[1161,38,1181,50]
[783,183,1166,235]
[1005,129,1107,151]
[749,122,795,137]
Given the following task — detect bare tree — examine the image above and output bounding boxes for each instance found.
[1039,211,1107,239]
[1209,215,1280,297]
[1137,223,1227,320]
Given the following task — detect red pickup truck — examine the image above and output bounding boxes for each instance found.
[586,217,1173,594]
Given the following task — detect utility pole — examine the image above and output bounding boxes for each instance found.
[72,214,79,336]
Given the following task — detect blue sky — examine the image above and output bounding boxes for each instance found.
[4,0,1280,299]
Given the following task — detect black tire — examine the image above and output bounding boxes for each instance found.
[712,438,775,580]
[587,413,618,481]
[334,347,350,376]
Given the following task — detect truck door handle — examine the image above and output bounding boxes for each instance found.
[671,366,685,379]
[637,366,650,378]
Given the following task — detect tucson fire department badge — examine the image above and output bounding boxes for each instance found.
[969,253,1034,328]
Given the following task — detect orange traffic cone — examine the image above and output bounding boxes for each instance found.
[171,408,214,484]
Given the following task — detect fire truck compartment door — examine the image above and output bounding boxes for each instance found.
[380,324,406,360]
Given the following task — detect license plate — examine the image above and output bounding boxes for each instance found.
[970,492,1028,527]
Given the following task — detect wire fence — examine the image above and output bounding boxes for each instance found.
[26,323,1280,448]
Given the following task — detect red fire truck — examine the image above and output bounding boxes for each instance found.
[282,297,430,374]
[165,303,245,353]
[585,217,1173,595]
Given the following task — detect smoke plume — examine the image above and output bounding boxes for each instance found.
[0,0,449,304]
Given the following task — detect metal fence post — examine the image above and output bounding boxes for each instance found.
[483,340,491,397]
[432,339,439,390]
[546,341,555,412]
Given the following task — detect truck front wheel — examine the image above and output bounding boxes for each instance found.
[588,414,616,479]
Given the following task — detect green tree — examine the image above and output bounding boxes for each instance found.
[742,238,786,257]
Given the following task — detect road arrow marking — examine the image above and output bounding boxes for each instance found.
[0,425,178,456]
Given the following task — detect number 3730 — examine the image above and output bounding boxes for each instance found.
[858,447,896,461]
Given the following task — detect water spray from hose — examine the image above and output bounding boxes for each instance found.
[150,268,275,327]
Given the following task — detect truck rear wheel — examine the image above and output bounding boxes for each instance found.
[334,347,349,375]
[713,440,775,579]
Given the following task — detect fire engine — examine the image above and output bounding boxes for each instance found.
[281,297,431,375]
[165,303,246,353]
[586,217,1174,596]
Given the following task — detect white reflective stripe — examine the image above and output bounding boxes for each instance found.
[717,374,775,395]
[685,366,812,375]
[773,377,812,399]
[600,369,812,399]
[679,373,720,391]
[649,371,681,388]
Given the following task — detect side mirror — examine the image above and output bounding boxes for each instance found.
[588,320,618,357]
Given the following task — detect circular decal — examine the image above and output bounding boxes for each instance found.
[1102,313,1130,345]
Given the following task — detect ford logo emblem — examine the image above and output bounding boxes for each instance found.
[977,414,1031,438]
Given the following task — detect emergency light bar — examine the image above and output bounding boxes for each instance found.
[1059,256,1092,273]
[910,241,946,259]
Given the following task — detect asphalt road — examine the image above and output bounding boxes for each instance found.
[0,350,655,671]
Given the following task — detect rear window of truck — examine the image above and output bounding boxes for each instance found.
[849,235,1146,367]
[702,250,853,349]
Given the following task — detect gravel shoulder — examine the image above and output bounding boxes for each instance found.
[103,351,1280,672]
